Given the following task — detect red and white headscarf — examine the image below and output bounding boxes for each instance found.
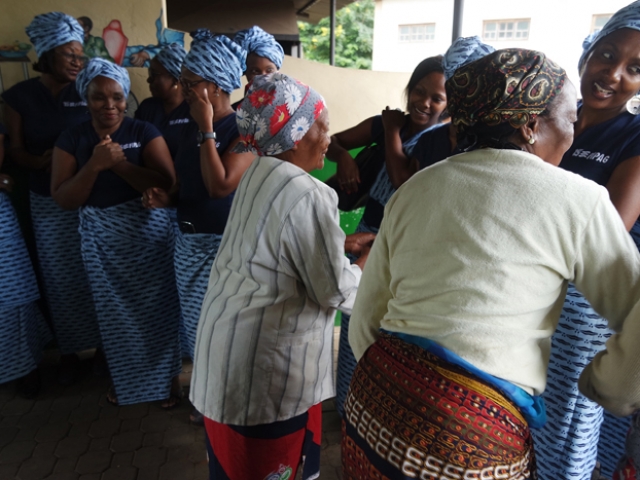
[234,73,326,157]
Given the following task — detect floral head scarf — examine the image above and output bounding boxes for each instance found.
[234,73,326,156]
[446,49,567,136]
[26,12,84,57]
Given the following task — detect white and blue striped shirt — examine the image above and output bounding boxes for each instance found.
[190,156,362,426]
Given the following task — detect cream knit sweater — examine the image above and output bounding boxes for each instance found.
[349,148,640,415]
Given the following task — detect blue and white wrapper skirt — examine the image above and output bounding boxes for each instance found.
[0,192,50,383]
[532,221,640,479]
[173,230,221,360]
[79,199,182,405]
[30,192,100,354]
[335,219,379,418]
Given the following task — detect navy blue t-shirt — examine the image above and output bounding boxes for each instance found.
[560,110,640,186]
[135,97,191,160]
[1,78,90,196]
[174,112,239,234]
[56,117,161,208]
[412,123,453,169]
[0,123,6,136]
[362,121,452,229]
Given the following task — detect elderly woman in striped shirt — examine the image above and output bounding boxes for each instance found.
[190,73,374,480]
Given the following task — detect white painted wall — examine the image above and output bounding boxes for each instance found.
[372,0,633,89]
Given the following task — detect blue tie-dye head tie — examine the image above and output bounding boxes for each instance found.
[26,12,84,57]
[443,36,496,81]
[234,73,326,157]
[234,26,284,69]
[76,58,131,102]
[579,0,640,71]
[155,43,187,80]
[183,29,246,94]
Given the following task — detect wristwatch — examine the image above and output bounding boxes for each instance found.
[197,131,216,146]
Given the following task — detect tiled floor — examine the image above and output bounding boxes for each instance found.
[0,328,345,480]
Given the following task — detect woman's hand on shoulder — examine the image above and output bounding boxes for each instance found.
[381,106,405,132]
[89,135,126,172]
[142,187,172,209]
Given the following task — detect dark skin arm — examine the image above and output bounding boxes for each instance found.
[381,108,414,189]
[142,185,179,209]
[326,117,375,194]
[606,156,640,231]
[111,136,175,193]
[51,136,126,209]
[345,232,376,257]
[4,105,52,171]
[190,87,256,199]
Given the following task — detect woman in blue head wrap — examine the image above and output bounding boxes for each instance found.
[50,58,183,409]
[1,12,100,389]
[231,26,284,109]
[332,37,494,419]
[529,2,640,478]
[234,25,284,82]
[135,43,190,160]
[141,29,255,422]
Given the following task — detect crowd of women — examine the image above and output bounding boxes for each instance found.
[4,2,640,479]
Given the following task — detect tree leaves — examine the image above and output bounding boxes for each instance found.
[298,0,374,70]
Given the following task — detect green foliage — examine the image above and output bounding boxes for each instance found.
[298,0,374,70]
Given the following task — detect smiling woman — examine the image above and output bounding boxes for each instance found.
[530,2,640,478]
[49,58,182,410]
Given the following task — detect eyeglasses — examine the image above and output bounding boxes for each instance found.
[148,69,172,81]
[58,51,89,64]
[179,77,207,89]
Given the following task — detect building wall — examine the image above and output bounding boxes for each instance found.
[271,55,411,134]
[0,0,410,134]
[372,0,632,89]
[0,0,168,116]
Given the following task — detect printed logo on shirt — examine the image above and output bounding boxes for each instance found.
[169,118,190,126]
[120,142,142,150]
[63,101,87,107]
[572,148,610,164]
[264,465,292,480]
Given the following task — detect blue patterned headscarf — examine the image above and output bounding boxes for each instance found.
[443,36,495,80]
[26,12,84,57]
[234,26,284,69]
[155,43,187,80]
[183,29,246,94]
[579,0,640,71]
[76,58,131,102]
[234,73,326,156]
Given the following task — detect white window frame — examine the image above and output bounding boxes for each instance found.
[591,14,612,33]
[398,23,436,43]
[483,19,530,41]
